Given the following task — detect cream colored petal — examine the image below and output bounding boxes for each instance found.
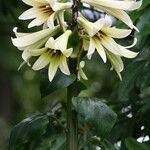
[103,6,138,31]
[80,61,85,68]
[19,36,49,51]
[103,15,112,28]
[55,30,72,50]
[47,12,56,28]
[47,0,55,6]
[13,27,29,37]
[28,15,49,28]
[12,27,58,47]
[101,36,121,55]
[45,37,56,49]
[93,38,107,63]
[117,44,138,58]
[106,51,124,80]
[19,8,40,20]
[62,48,73,58]
[78,68,88,80]
[78,61,88,80]
[28,48,48,56]
[102,27,132,39]
[77,16,105,37]
[22,50,31,62]
[48,58,59,82]
[57,10,68,30]
[22,0,48,6]
[87,38,96,59]
[59,56,70,75]
[32,52,50,70]
[51,2,72,11]
[88,5,138,31]
[94,17,106,31]
[104,36,138,59]
[82,0,142,11]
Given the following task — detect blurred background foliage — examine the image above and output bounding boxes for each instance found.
[0,0,150,150]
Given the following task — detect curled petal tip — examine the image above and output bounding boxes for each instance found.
[13,27,18,33]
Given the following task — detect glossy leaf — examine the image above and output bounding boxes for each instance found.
[72,97,117,137]
[118,60,146,99]
[102,140,119,150]
[9,113,49,150]
[40,70,76,98]
[126,138,150,150]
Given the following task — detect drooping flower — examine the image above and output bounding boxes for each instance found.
[77,16,138,79]
[81,0,142,31]
[29,30,73,81]
[11,26,60,64]
[19,0,72,28]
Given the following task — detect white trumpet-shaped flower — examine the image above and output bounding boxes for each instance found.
[77,16,139,79]
[19,0,72,28]
[11,26,60,63]
[81,0,142,31]
[29,30,73,81]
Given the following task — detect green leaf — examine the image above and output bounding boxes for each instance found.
[40,70,76,98]
[81,137,119,150]
[136,63,150,91]
[135,7,150,47]
[36,134,66,150]
[102,140,119,150]
[72,97,117,137]
[141,98,150,113]
[118,60,146,99]
[140,22,150,36]
[125,138,150,150]
[139,1,150,10]
[50,134,66,150]
[36,143,51,150]
[9,113,49,150]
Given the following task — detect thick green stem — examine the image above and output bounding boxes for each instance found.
[67,0,80,149]
[67,58,78,150]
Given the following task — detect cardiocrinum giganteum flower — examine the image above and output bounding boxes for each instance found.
[19,0,72,28]
[81,0,142,31]
[12,28,72,81]
[77,16,138,79]
[31,30,73,81]
[11,26,60,65]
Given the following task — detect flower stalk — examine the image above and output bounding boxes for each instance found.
[71,0,81,27]
[67,58,79,150]
[66,0,81,149]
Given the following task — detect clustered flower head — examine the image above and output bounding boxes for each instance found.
[12,0,142,81]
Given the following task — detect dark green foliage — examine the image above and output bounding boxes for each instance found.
[118,60,146,99]
[40,70,76,98]
[73,97,117,137]
[9,113,49,150]
[101,140,119,150]
[125,138,150,150]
